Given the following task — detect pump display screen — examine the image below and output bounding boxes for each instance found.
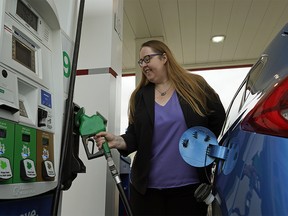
[16,0,38,31]
[12,36,36,72]
[0,129,6,138]
[16,40,32,68]
[22,134,30,142]
[42,137,49,146]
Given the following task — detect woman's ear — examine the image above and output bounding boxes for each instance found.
[162,53,167,63]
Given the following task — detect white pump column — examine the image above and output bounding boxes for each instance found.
[59,0,123,215]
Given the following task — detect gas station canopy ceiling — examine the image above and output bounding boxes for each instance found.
[86,0,288,75]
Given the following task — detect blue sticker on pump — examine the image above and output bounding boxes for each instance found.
[41,89,52,108]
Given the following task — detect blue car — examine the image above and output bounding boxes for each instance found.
[211,22,288,215]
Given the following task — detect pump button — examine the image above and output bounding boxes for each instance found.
[0,157,12,180]
[42,160,55,180]
[20,158,37,180]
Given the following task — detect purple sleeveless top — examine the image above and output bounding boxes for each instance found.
[148,91,199,188]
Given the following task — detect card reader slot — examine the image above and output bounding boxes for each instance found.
[0,103,19,114]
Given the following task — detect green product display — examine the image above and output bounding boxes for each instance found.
[0,119,15,184]
[13,125,37,183]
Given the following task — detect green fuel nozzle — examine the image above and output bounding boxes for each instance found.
[75,107,111,159]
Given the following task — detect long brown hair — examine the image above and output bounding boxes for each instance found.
[128,40,219,123]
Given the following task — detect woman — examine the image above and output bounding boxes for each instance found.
[95,40,226,215]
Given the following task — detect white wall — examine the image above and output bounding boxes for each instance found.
[120,76,135,133]
[192,68,250,111]
[53,0,78,40]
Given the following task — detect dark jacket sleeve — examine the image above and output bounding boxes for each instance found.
[205,83,226,138]
[119,84,154,157]
[120,123,138,156]
[206,96,225,137]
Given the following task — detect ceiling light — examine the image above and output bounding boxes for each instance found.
[211,35,225,43]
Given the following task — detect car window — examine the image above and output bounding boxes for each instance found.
[241,56,267,98]
[220,56,267,136]
[221,81,246,135]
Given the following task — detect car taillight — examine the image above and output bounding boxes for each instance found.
[241,76,288,138]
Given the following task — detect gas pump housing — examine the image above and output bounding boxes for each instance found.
[0,0,65,205]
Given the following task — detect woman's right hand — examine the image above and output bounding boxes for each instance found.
[94,132,127,150]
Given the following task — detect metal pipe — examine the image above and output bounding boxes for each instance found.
[52,0,85,214]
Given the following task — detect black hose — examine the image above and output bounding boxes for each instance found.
[117,182,133,216]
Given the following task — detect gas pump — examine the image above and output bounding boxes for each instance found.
[0,0,76,214]
[0,0,125,215]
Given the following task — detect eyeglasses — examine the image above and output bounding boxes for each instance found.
[137,53,162,67]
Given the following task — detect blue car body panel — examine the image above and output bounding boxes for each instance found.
[216,128,288,215]
[214,23,288,215]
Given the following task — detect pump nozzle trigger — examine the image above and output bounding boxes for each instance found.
[82,136,105,160]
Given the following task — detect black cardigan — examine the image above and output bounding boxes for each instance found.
[120,82,226,194]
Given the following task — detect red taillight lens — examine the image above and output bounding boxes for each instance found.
[241,77,288,138]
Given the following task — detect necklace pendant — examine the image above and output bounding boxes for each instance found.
[161,92,166,96]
